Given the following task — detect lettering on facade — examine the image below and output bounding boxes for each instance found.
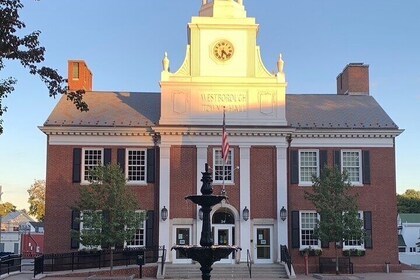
[200,93,247,112]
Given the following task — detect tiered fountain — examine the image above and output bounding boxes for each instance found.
[172,163,240,280]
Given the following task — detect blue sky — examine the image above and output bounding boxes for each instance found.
[0,0,419,209]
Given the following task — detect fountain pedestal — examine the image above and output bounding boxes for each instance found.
[172,164,240,280]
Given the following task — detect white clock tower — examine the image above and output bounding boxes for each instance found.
[160,0,287,126]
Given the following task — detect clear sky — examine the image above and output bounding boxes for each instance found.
[0,0,419,210]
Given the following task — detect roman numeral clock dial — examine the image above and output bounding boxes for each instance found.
[213,40,234,62]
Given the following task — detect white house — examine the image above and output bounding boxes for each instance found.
[398,213,420,266]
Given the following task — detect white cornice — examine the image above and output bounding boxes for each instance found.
[39,126,152,137]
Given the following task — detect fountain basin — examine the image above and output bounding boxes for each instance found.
[185,195,227,207]
[172,245,241,265]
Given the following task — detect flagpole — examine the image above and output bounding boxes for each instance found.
[222,108,226,196]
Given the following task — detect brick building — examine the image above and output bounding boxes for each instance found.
[40,0,403,274]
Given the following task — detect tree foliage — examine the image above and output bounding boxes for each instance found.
[73,164,144,273]
[0,201,16,217]
[397,189,420,213]
[0,0,88,134]
[305,167,364,274]
[27,179,45,221]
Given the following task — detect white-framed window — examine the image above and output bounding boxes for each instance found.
[126,211,146,248]
[299,150,319,185]
[341,150,362,185]
[213,148,234,184]
[79,210,102,250]
[343,211,364,250]
[300,211,320,249]
[82,148,103,184]
[126,149,147,184]
[410,247,416,253]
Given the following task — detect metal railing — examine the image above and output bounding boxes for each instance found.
[280,245,292,274]
[0,254,22,276]
[160,245,166,276]
[246,249,252,278]
[33,246,165,277]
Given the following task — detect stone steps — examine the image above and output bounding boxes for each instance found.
[164,263,288,279]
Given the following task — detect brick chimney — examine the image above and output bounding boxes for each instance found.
[68,60,93,91]
[336,63,369,95]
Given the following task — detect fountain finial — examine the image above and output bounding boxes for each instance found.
[201,163,213,195]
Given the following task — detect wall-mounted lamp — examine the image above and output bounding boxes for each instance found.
[242,206,250,221]
[280,206,287,221]
[198,208,203,221]
[161,206,168,221]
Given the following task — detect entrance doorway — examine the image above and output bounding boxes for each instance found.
[212,209,235,263]
[173,226,192,263]
[253,226,273,263]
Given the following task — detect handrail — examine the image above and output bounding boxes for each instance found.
[160,245,166,276]
[280,245,292,274]
[246,249,252,278]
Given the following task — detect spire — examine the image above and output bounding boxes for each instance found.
[200,0,246,18]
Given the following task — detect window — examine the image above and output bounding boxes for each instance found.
[79,210,102,250]
[213,148,233,184]
[300,211,320,248]
[343,211,364,250]
[126,149,146,183]
[299,150,319,185]
[82,148,103,183]
[126,211,146,248]
[72,62,80,79]
[410,247,416,253]
[341,150,362,184]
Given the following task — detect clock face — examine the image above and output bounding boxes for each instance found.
[213,40,234,61]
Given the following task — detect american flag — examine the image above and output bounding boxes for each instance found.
[221,109,230,163]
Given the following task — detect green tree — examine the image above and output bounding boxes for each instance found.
[305,167,364,275]
[0,201,16,217]
[0,0,88,134]
[73,164,144,275]
[27,179,45,221]
[397,189,420,213]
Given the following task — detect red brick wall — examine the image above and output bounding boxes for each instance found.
[44,145,156,254]
[170,146,197,219]
[288,147,400,273]
[250,146,277,219]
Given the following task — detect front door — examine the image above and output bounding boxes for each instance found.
[173,226,192,263]
[254,226,273,263]
[212,208,235,264]
[213,224,234,263]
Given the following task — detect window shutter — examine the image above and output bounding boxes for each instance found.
[71,210,80,249]
[101,211,110,248]
[104,148,112,166]
[334,150,341,170]
[147,149,156,183]
[72,148,82,183]
[364,211,373,249]
[320,214,329,248]
[319,150,328,175]
[291,211,300,248]
[362,150,371,184]
[290,151,299,184]
[146,210,154,247]
[117,149,125,172]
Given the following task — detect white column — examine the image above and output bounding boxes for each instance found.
[239,145,251,263]
[159,144,171,261]
[276,144,288,262]
[196,146,207,244]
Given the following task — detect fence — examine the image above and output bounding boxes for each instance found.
[0,254,22,276]
[34,246,165,277]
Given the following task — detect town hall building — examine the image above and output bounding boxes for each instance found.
[40,0,403,274]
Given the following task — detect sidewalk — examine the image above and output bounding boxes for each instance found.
[3,271,420,280]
